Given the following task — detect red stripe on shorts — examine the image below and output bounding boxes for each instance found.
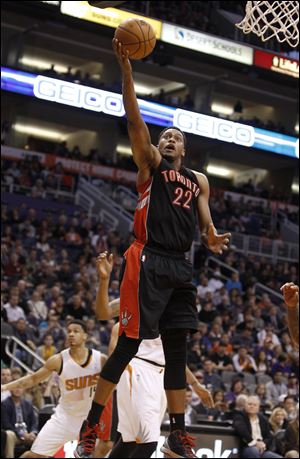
[119,241,144,339]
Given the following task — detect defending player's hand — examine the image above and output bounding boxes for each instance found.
[193,384,214,408]
[203,223,231,255]
[280,282,299,308]
[96,251,114,280]
[1,384,6,392]
[112,38,132,74]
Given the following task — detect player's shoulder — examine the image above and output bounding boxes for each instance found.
[45,352,63,372]
[190,170,209,187]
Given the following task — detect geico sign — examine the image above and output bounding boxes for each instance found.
[174,108,255,147]
[33,76,125,116]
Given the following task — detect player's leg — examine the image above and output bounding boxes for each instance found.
[160,279,198,458]
[20,452,47,458]
[74,333,141,458]
[108,436,136,458]
[130,442,158,457]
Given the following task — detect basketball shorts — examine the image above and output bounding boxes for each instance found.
[117,358,167,443]
[31,404,84,456]
[119,240,198,339]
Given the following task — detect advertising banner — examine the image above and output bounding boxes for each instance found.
[254,50,299,79]
[161,23,253,65]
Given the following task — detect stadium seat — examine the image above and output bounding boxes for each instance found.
[221,370,238,385]
[243,373,256,386]
[257,374,273,385]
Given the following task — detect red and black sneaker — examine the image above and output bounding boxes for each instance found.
[74,420,99,458]
[161,430,197,458]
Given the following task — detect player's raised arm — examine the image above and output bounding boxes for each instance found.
[280,282,299,350]
[112,39,160,173]
[1,353,61,392]
[195,172,231,255]
[95,252,120,320]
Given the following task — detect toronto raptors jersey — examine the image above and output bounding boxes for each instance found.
[58,348,101,417]
[135,337,165,366]
[134,158,200,253]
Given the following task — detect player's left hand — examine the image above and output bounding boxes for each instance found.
[96,251,114,280]
[203,223,231,255]
[193,384,214,408]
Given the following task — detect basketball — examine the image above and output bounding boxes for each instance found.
[114,18,156,60]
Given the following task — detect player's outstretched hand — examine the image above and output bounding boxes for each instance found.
[280,282,299,308]
[112,38,132,74]
[193,384,214,408]
[203,223,231,255]
[96,251,114,280]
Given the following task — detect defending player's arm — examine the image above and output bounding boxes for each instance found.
[108,323,120,356]
[1,353,61,392]
[95,252,120,321]
[185,366,214,408]
[195,172,231,255]
[280,283,299,350]
[112,39,160,176]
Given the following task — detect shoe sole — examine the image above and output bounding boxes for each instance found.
[160,445,184,458]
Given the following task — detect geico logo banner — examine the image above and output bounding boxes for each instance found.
[33,76,125,116]
[174,108,255,147]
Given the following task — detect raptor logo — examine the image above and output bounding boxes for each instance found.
[121,309,132,327]
[99,420,106,433]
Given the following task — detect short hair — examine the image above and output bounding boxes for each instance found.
[158,126,187,147]
[67,319,87,333]
[247,395,261,405]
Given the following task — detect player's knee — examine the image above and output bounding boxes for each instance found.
[101,333,141,384]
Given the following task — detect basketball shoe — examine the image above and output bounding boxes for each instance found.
[161,430,197,458]
[74,420,99,458]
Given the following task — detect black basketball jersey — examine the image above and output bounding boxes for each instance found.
[134,158,200,253]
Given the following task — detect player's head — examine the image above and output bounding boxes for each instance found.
[158,127,186,163]
[66,319,87,347]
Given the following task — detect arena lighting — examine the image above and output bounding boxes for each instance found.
[295,123,299,134]
[211,103,234,116]
[206,165,233,178]
[116,145,132,155]
[13,124,66,140]
[1,67,299,159]
[291,182,299,193]
[20,57,69,74]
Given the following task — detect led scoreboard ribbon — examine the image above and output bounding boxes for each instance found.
[1,67,298,159]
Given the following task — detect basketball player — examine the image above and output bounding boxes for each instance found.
[1,320,106,458]
[280,282,299,350]
[75,40,230,459]
[95,252,214,458]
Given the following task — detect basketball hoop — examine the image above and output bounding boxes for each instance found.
[236,1,299,48]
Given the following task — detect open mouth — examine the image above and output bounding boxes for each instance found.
[165,144,175,151]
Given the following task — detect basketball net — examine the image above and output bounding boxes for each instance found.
[236,1,299,48]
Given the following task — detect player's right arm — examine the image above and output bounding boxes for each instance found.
[280,282,299,350]
[1,353,61,392]
[112,39,161,181]
[95,252,120,320]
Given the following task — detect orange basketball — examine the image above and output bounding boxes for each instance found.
[114,18,156,60]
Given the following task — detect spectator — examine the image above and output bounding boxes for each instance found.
[269,407,288,434]
[284,405,299,458]
[13,319,37,366]
[258,324,281,347]
[4,295,26,324]
[233,346,258,374]
[85,318,101,350]
[202,359,225,392]
[226,272,243,294]
[33,334,57,370]
[65,295,86,320]
[210,343,234,372]
[1,368,11,402]
[187,341,202,369]
[209,390,229,421]
[1,385,38,458]
[283,396,298,422]
[266,372,288,408]
[27,290,48,324]
[255,384,272,411]
[197,275,214,299]
[184,386,198,426]
[225,378,247,406]
[233,395,282,458]
[256,351,269,375]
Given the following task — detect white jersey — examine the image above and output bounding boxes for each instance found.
[135,336,165,366]
[58,348,101,417]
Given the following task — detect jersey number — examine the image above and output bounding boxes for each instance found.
[172,188,192,209]
[89,386,96,398]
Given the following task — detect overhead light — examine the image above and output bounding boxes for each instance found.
[13,123,66,140]
[19,57,68,74]
[134,83,152,95]
[211,103,233,116]
[295,123,299,134]
[116,145,132,155]
[291,182,299,193]
[206,165,233,177]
